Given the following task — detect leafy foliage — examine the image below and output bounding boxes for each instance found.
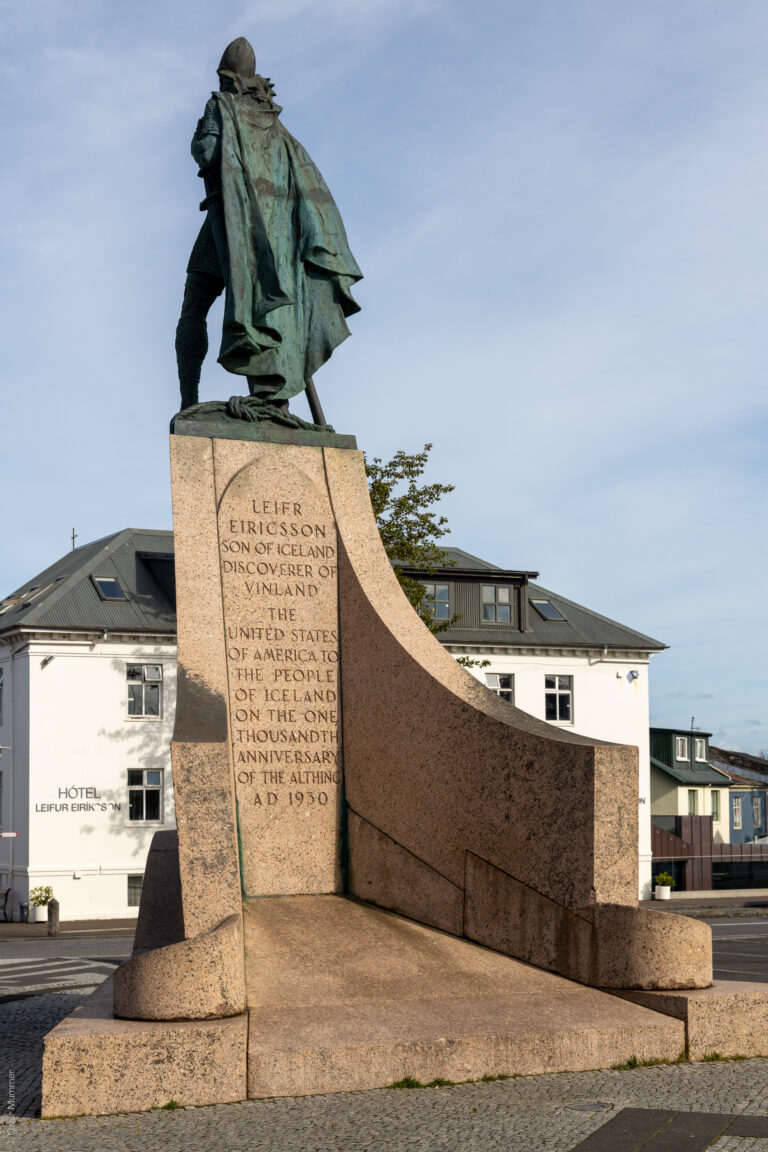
[365,444,455,633]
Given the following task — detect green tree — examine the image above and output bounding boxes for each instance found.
[365,445,489,672]
[365,443,455,633]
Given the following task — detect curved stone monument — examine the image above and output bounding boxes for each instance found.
[42,432,726,1117]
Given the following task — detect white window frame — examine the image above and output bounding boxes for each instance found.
[694,738,706,762]
[485,672,514,704]
[688,789,698,816]
[545,675,573,723]
[0,768,3,827]
[0,667,3,725]
[127,769,164,824]
[675,736,689,761]
[733,796,742,830]
[126,664,163,720]
[711,790,720,822]
[753,795,763,831]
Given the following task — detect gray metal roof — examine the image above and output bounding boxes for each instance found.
[438,547,505,572]
[710,747,768,783]
[401,548,664,651]
[650,756,730,786]
[0,534,664,652]
[0,529,176,637]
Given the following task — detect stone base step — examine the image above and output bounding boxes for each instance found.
[613,982,768,1060]
[42,895,689,1117]
[243,895,684,1097]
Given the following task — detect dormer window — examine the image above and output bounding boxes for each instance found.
[694,738,706,762]
[422,583,450,621]
[481,585,511,623]
[675,736,689,761]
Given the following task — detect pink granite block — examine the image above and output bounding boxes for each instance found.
[614,981,768,1059]
[114,912,246,1021]
[346,809,464,935]
[42,978,248,1117]
[323,446,710,991]
[243,895,685,1097]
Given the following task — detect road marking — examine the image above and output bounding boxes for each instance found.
[714,966,768,977]
[713,951,768,959]
[711,934,768,941]
[57,928,135,935]
[709,920,768,928]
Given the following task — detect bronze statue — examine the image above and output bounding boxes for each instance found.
[175,38,362,427]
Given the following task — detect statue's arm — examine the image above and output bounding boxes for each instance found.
[191,97,222,171]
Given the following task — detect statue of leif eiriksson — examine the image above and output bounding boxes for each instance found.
[175,37,362,429]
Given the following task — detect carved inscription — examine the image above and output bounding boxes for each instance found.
[218,471,342,897]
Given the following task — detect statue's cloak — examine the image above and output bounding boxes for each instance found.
[212,90,362,400]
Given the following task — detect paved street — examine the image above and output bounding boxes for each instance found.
[711,918,768,983]
[0,955,122,1000]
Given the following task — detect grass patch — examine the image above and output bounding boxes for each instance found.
[389,1072,515,1089]
[611,1053,688,1071]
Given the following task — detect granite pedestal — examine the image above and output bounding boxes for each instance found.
[41,434,741,1117]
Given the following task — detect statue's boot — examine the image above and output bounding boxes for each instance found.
[246,374,290,414]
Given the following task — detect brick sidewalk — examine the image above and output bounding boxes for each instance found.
[0,918,136,941]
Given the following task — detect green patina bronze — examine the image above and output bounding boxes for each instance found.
[174,37,362,430]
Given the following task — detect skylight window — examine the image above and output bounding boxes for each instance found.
[92,576,128,601]
[531,599,566,622]
[20,579,65,608]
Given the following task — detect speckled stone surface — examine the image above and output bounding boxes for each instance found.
[464,852,712,989]
[243,894,685,1097]
[323,447,710,991]
[131,830,184,952]
[170,435,242,940]
[39,437,718,1121]
[347,810,464,934]
[41,978,248,1117]
[615,982,768,1059]
[113,912,246,1021]
[212,440,342,897]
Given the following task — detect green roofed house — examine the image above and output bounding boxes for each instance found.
[0,534,667,918]
[650,728,730,839]
[650,730,768,892]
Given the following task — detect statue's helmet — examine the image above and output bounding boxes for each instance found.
[218,37,256,77]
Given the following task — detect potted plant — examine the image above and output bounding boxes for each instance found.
[653,871,674,901]
[28,885,54,924]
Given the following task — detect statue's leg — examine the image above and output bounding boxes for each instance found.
[175,272,224,409]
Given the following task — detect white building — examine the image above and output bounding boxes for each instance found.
[0,534,664,918]
[0,530,177,920]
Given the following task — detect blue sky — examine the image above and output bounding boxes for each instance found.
[2,1,767,752]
